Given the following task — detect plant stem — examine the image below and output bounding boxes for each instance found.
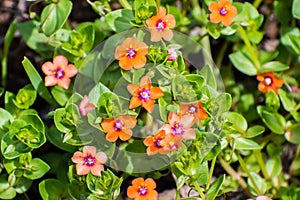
[219,157,251,196]
[119,0,131,9]
[237,26,260,69]
[253,150,270,180]
[176,189,180,200]
[206,157,217,190]
[193,182,206,200]
[236,152,262,195]
[253,0,263,8]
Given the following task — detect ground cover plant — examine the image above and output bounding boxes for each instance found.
[0,0,300,199]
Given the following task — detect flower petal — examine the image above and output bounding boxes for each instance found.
[132,177,144,187]
[127,84,140,95]
[182,115,195,128]
[106,131,119,142]
[165,14,176,28]
[53,55,68,69]
[132,55,147,69]
[162,29,174,41]
[129,96,143,109]
[144,136,154,146]
[168,112,180,124]
[210,13,222,23]
[121,116,137,129]
[95,152,108,164]
[150,29,163,42]
[127,186,138,198]
[45,76,58,87]
[101,119,115,133]
[83,146,97,156]
[145,178,156,190]
[42,61,54,75]
[150,87,164,99]
[146,190,158,200]
[142,99,154,113]
[208,2,219,12]
[71,151,84,164]
[90,164,104,176]
[65,64,78,78]
[119,57,133,70]
[76,164,90,175]
[57,77,71,89]
[183,128,196,140]
[119,129,132,141]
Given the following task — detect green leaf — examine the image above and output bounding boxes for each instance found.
[199,64,217,90]
[229,51,257,76]
[225,112,248,132]
[51,85,71,106]
[23,158,50,180]
[14,177,32,194]
[247,30,263,44]
[257,106,286,134]
[106,9,135,32]
[265,91,280,111]
[279,89,295,112]
[266,156,282,177]
[292,0,300,19]
[0,175,16,199]
[245,125,265,138]
[40,0,73,36]
[39,179,68,200]
[285,124,300,144]
[248,172,267,195]
[235,138,261,150]
[0,108,13,130]
[206,175,225,200]
[13,84,37,109]
[280,27,300,55]
[22,57,59,107]
[167,5,182,26]
[259,61,289,73]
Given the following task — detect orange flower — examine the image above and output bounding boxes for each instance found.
[256,72,284,95]
[180,101,208,124]
[146,7,176,42]
[209,0,237,26]
[144,130,169,156]
[161,112,195,140]
[127,76,164,113]
[115,37,148,70]
[42,55,78,89]
[101,115,137,142]
[71,146,108,176]
[78,95,96,116]
[127,178,158,200]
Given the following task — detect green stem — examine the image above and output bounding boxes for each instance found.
[1,57,7,87]
[289,145,300,175]
[193,182,206,200]
[24,192,30,200]
[206,157,217,190]
[253,150,270,180]
[216,40,229,68]
[119,0,131,9]
[253,0,263,9]
[219,158,251,196]
[156,0,161,8]
[237,26,260,69]
[191,0,202,19]
[236,152,262,195]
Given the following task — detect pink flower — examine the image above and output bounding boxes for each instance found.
[78,95,96,116]
[42,55,78,89]
[71,146,108,176]
[167,48,178,61]
[161,112,195,140]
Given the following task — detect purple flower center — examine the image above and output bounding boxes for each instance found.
[127,48,137,58]
[54,67,65,79]
[154,138,163,148]
[84,155,96,167]
[188,105,197,114]
[169,141,179,150]
[264,76,273,86]
[219,7,228,16]
[171,122,184,135]
[138,89,151,101]
[114,120,124,131]
[156,19,167,31]
[138,185,148,196]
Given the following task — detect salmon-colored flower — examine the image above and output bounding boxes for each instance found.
[114,37,148,70]
[42,55,78,89]
[146,7,176,42]
[161,112,195,140]
[256,72,284,95]
[127,178,158,200]
[144,130,169,156]
[78,95,96,116]
[127,76,164,113]
[101,115,137,142]
[71,146,108,176]
[162,134,183,152]
[180,102,208,124]
[209,0,237,26]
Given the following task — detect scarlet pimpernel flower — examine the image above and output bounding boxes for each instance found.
[127,76,164,113]
[42,55,78,89]
[209,0,237,26]
[101,115,137,142]
[127,178,158,200]
[161,112,195,140]
[71,146,108,176]
[256,72,284,95]
[180,101,208,124]
[146,7,176,42]
[114,37,148,70]
[78,95,96,116]
[144,130,168,156]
